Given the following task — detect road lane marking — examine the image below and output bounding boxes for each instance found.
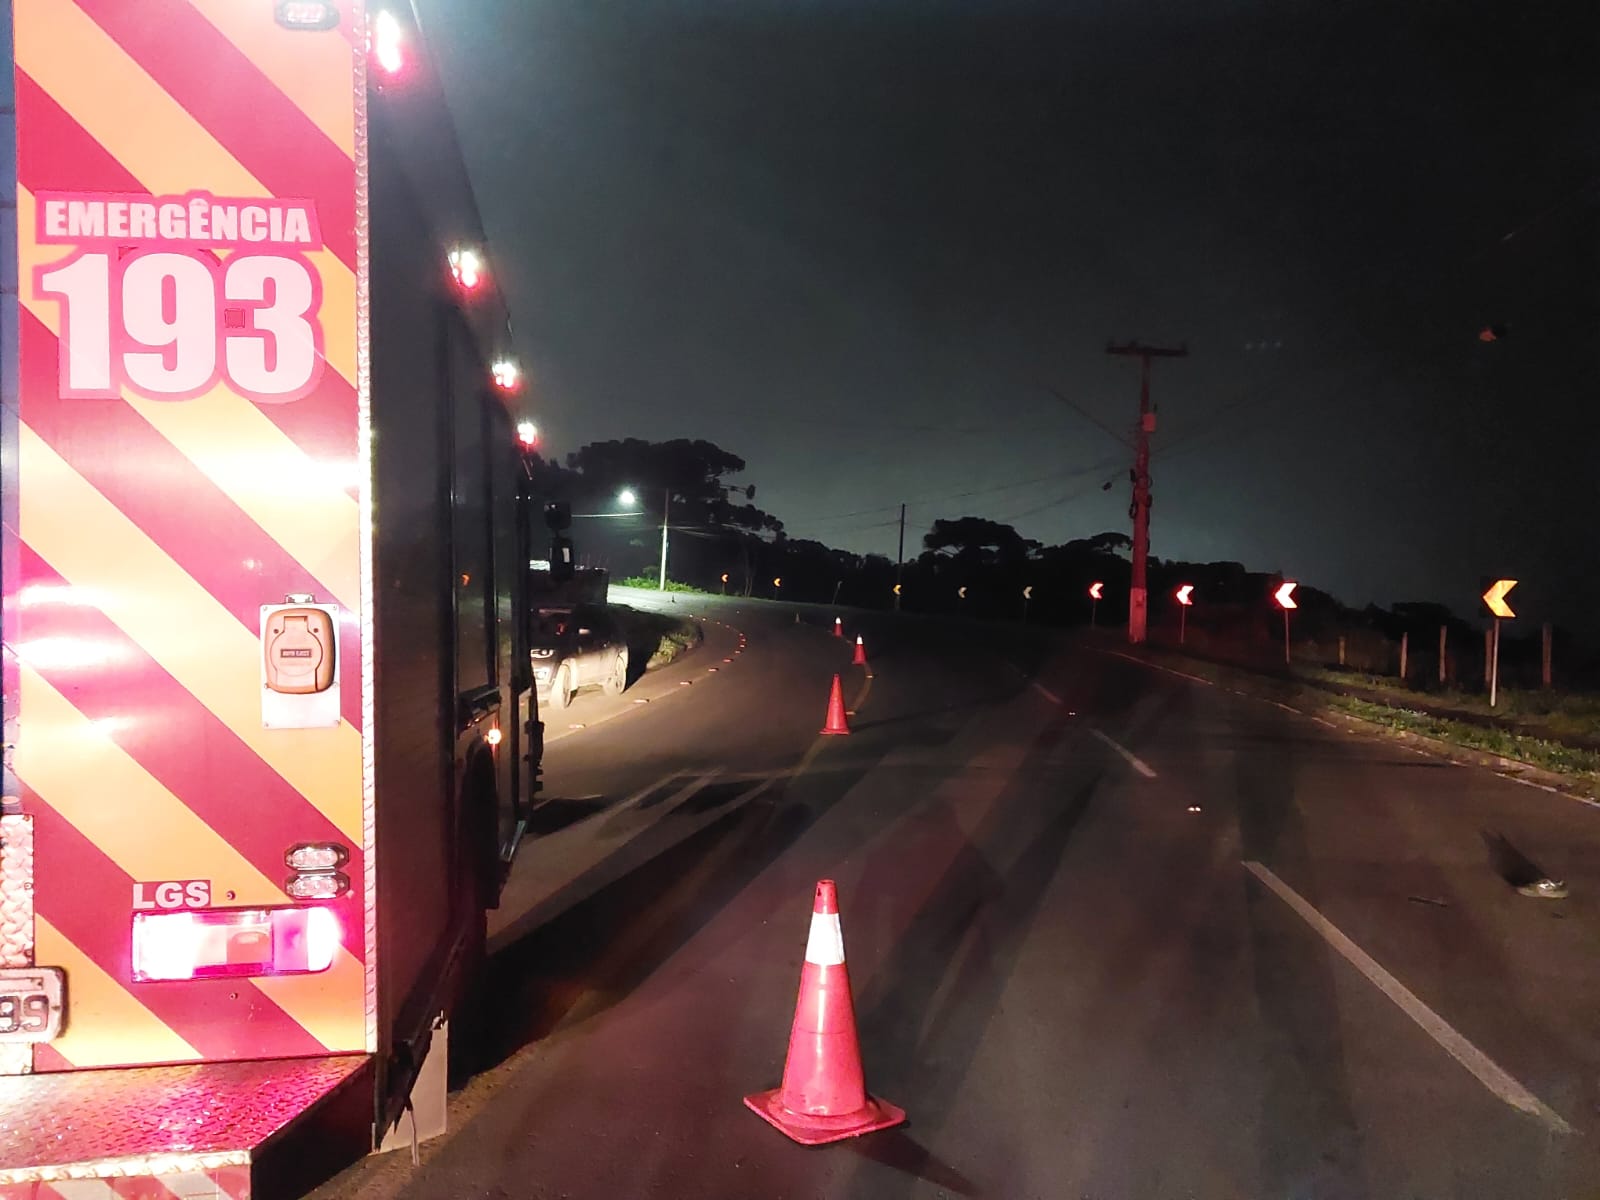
[852,671,873,714]
[1088,728,1157,778]
[490,772,772,953]
[622,768,724,816]
[792,667,878,782]
[1243,860,1573,1134]
[1096,648,1600,807]
[545,618,741,743]
[1099,648,1215,687]
[1031,681,1064,705]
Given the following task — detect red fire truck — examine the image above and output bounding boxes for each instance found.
[0,3,539,1195]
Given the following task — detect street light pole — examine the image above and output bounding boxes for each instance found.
[658,487,670,591]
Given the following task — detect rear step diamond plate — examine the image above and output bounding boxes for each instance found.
[0,1055,367,1187]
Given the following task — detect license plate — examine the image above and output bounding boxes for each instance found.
[0,967,65,1042]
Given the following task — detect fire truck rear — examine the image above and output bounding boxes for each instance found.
[0,3,538,1195]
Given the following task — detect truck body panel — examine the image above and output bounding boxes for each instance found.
[9,0,369,1072]
[0,2,535,1193]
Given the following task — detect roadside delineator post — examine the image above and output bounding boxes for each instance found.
[833,617,843,638]
[744,880,905,1145]
[820,675,850,735]
[852,636,867,666]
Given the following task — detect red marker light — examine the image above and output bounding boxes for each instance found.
[448,247,484,292]
[494,359,521,391]
[370,10,405,76]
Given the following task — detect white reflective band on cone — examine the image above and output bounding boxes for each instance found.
[804,912,845,966]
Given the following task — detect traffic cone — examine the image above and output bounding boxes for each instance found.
[820,675,850,735]
[852,636,867,666]
[744,880,905,1145]
[833,617,843,638]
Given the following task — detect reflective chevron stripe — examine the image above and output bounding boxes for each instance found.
[8,0,369,1068]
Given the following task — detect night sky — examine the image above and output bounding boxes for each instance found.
[418,0,1599,632]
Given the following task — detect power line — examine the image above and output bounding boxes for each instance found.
[1039,383,1133,449]
[804,458,1121,526]
[993,480,1115,526]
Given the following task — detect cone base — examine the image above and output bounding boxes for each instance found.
[743,1088,906,1146]
[819,726,850,736]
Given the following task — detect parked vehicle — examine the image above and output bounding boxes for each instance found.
[533,605,631,708]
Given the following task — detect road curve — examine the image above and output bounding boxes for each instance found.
[311,595,1600,1200]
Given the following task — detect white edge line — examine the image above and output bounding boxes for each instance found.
[1031,681,1064,706]
[1100,647,1214,688]
[1088,728,1157,778]
[1244,860,1573,1134]
[1099,648,1600,811]
[546,621,744,744]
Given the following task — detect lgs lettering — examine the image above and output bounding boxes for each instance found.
[132,880,212,911]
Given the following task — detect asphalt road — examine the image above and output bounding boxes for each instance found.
[311,589,1600,1199]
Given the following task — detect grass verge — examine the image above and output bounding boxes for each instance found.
[1320,695,1600,785]
[610,605,703,670]
[1299,665,1600,745]
[1131,645,1600,799]
[615,575,708,595]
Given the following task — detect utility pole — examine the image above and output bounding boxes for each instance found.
[894,503,905,612]
[1105,341,1186,644]
[658,486,670,591]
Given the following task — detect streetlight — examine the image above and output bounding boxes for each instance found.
[515,420,537,450]
[568,490,645,519]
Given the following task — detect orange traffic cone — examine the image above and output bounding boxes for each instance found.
[745,880,905,1145]
[820,675,850,735]
[833,617,843,638]
[852,636,867,666]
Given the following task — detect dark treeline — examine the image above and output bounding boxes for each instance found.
[529,438,1594,686]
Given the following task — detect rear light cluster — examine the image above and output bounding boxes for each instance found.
[286,843,347,872]
[448,247,483,292]
[287,874,346,901]
[370,10,405,76]
[285,841,351,900]
[131,907,339,982]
